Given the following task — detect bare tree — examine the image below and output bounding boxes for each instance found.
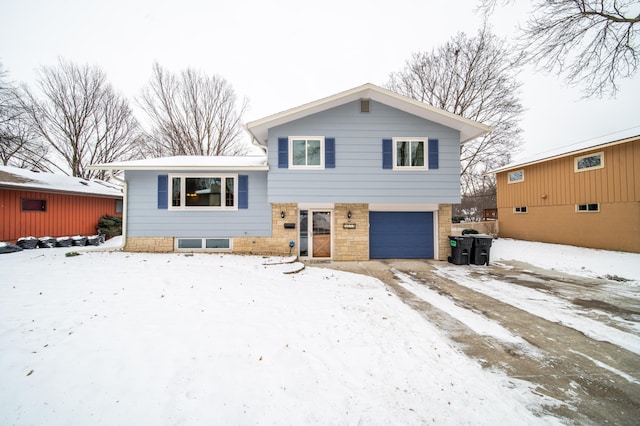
[0,63,48,169]
[480,0,640,97]
[138,63,248,157]
[18,59,144,179]
[387,26,524,195]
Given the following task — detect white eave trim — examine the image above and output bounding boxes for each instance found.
[87,164,269,171]
[245,83,492,145]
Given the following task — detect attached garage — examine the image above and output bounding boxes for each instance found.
[369,211,434,259]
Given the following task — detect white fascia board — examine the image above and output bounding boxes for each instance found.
[88,164,269,171]
[244,83,492,145]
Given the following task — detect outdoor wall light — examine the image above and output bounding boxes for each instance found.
[281,211,286,218]
[347,210,352,219]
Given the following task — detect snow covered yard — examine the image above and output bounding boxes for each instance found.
[0,240,561,425]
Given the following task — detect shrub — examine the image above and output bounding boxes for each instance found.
[98,215,122,239]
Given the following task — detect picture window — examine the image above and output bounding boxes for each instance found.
[169,174,237,210]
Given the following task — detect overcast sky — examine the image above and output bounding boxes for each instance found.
[2,0,639,160]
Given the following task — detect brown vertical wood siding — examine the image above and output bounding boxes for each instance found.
[0,189,121,243]
[496,138,640,253]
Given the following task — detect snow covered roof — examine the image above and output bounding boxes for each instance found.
[489,131,640,174]
[245,83,493,145]
[0,165,122,198]
[88,155,269,171]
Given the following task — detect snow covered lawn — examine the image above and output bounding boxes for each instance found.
[0,239,560,425]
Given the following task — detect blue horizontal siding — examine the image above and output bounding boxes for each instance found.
[266,100,461,204]
[125,170,271,238]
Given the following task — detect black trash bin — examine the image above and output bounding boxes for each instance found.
[471,235,493,266]
[448,235,473,265]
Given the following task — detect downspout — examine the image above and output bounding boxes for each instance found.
[109,169,128,251]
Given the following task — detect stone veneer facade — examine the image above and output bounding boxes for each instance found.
[123,202,451,261]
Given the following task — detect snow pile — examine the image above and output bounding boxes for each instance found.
[0,245,561,425]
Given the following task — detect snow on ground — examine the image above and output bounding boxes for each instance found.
[432,239,640,356]
[0,240,561,425]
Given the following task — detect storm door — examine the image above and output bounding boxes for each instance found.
[299,210,331,258]
[312,211,331,258]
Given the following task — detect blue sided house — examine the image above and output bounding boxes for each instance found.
[90,84,491,261]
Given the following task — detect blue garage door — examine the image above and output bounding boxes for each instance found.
[369,212,434,259]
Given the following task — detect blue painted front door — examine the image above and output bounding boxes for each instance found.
[369,212,434,259]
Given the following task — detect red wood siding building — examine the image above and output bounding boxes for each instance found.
[0,166,122,243]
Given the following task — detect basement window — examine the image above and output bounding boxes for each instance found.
[576,203,599,212]
[514,206,527,214]
[21,198,47,212]
[175,238,231,251]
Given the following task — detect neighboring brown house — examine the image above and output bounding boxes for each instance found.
[491,134,640,253]
[0,165,123,243]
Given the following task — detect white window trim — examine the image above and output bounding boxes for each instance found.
[168,173,238,211]
[514,206,528,214]
[289,136,325,170]
[174,237,232,251]
[508,169,524,184]
[574,151,604,172]
[576,203,600,213]
[392,137,428,170]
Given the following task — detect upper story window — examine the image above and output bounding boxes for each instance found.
[508,170,524,183]
[169,174,237,210]
[290,137,324,169]
[393,137,427,170]
[575,152,604,172]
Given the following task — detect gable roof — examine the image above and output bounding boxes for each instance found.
[88,155,268,171]
[245,83,492,145]
[0,165,123,198]
[490,133,640,174]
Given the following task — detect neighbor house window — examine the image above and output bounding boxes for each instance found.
[290,137,324,169]
[393,137,426,169]
[115,199,123,214]
[514,206,527,213]
[21,198,46,212]
[508,170,524,183]
[175,238,231,251]
[575,152,604,172]
[169,174,237,210]
[576,203,599,212]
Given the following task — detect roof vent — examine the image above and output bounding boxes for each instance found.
[360,99,370,113]
[79,180,89,186]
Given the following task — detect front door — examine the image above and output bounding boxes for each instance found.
[299,210,331,258]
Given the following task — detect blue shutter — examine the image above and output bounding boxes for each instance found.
[428,138,439,169]
[382,139,393,169]
[278,137,288,168]
[325,137,335,168]
[157,175,168,209]
[238,175,248,209]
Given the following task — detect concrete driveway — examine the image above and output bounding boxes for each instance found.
[317,259,640,425]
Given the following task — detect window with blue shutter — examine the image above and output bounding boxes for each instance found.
[157,175,168,209]
[325,137,335,168]
[428,138,439,169]
[278,137,288,168]
[238,175,248,209]
[382,139,393,169]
